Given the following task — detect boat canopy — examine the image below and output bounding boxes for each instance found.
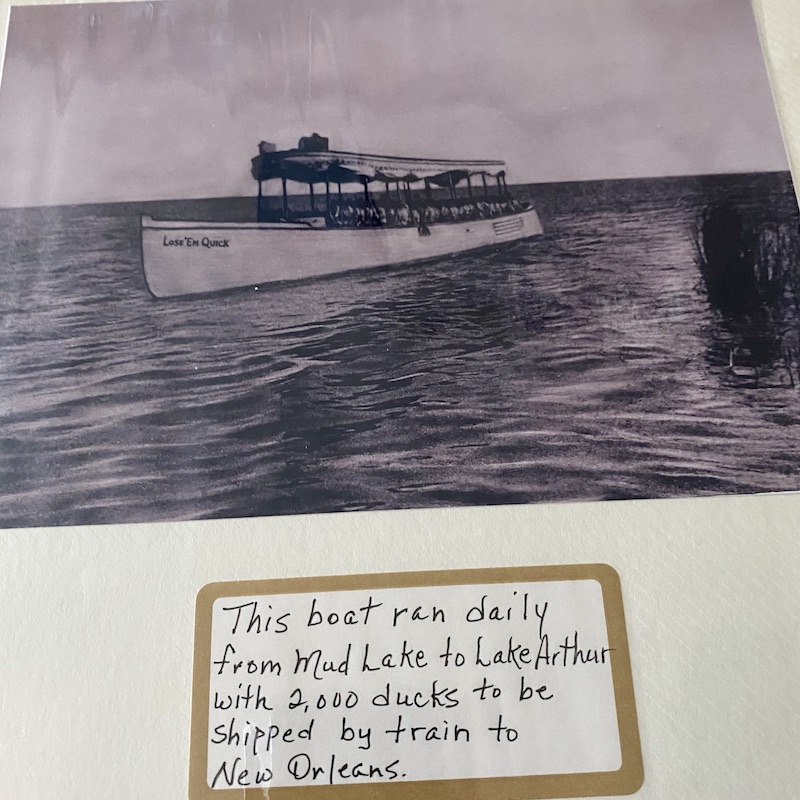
[252,148,506,187]
[252,135,513,222]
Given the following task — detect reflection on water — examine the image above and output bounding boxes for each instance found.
[705,320,793,389]
[0,172,799,528]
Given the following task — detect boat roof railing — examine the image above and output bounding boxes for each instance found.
[251,145,506,187]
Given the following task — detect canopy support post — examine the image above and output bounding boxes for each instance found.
[362,177,370,205]
[467,175,473,198]
[325,180,330,215]
[337,182,342,198]
[309,182,316,213]
[496,174,502,198]
[257,180,263,222]
[501,174,508,196]
[448,172,456,200]
[482,173,489,198]
[282,177,289,219]
[396,182,402,202]
[425,178,432,201]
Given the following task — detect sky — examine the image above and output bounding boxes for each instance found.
[0,0,790,207]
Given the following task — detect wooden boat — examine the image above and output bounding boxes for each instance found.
[140,134,544,298]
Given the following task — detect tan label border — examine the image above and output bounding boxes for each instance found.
[190,564,643,800]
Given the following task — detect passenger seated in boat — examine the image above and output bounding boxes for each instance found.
[329,202,343,227]
[353,202,383,228]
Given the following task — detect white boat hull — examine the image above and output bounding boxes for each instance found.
[140,209,543,298]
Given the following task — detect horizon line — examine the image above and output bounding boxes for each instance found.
[0,168,794,213]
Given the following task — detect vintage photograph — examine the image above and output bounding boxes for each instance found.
[0,0,798,528]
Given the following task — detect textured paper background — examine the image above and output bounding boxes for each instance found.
[0,2,798,799]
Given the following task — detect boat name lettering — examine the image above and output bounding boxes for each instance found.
[163,235,230,249]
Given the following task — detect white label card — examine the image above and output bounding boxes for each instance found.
[190,566,642,800]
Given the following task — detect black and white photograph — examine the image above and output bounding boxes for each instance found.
[0,0,798,528]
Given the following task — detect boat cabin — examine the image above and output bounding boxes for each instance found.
[250,134,523,228]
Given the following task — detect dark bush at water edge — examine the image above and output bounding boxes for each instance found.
[695,201,800,386]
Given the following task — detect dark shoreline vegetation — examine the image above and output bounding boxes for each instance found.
[695,192,800,388]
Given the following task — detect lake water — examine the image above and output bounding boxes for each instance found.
[1,172,799,528]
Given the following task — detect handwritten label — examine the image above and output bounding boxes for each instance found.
[190,566,642,800]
